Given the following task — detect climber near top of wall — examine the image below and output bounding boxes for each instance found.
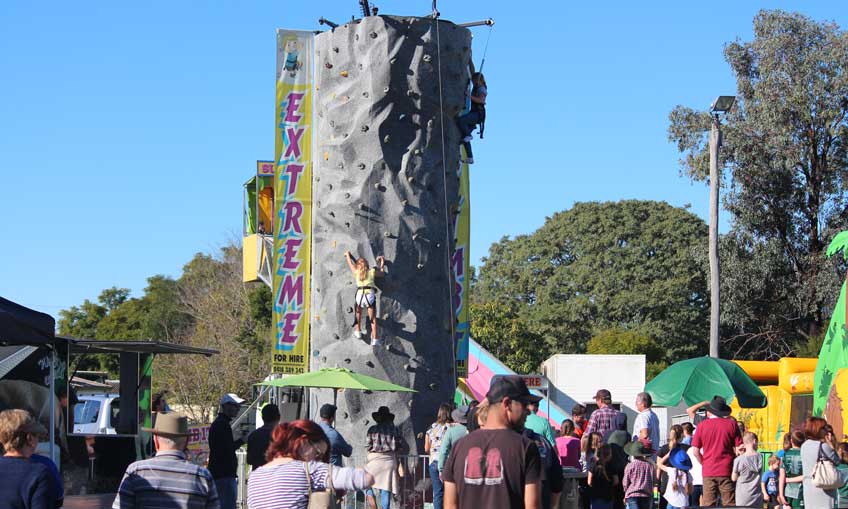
[344,251,386,346]
[456,72,487,165]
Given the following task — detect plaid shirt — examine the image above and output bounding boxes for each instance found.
[623,458,654,499]
[585,406,621,437]
[366,423,408,454]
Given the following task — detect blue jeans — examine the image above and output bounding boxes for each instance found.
[429,460,443,509]
[625,498,651,509]
[215,478,237,509]
[366,488,391,509]
[591,499,613,509]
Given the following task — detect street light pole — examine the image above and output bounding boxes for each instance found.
[707,95,735,359]
[708,114,721,358]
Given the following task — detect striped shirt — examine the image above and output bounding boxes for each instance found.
[247,460,368,509]
[112,450,219,509]
[247,460,340,509]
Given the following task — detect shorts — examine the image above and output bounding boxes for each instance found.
[355,289,376,308]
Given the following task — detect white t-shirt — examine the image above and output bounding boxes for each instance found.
[663,467,692,508]
[687,446,703,485]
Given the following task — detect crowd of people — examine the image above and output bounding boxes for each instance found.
[7,379,848,508]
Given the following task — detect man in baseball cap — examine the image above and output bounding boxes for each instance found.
[208,393,246,509]
[585,388,625,440]
[442,375,543,509]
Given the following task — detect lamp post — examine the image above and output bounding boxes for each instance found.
[708,95,735,358]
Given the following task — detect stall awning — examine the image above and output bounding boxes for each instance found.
[62,337,218,356]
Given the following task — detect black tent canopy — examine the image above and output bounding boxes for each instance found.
[0,297,55,345]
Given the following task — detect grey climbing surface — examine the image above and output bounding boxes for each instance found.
[310,15,470,461]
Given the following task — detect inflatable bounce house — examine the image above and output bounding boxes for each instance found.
[731,357,817,451]
[815,231,848,439]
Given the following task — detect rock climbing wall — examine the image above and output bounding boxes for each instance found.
[310,15,471,458]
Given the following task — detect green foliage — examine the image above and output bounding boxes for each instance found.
[668,10,848,355]
[58,243,273,411]
[470,301,548,374]
[474,200,709,362]
[587,328,668,380]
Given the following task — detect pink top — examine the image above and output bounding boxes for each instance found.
[555,435,581,468]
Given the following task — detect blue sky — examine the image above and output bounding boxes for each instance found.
[0,1,843,318]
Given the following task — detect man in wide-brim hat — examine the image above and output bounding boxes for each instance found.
[114,412,220,509]
[690,395,743,507]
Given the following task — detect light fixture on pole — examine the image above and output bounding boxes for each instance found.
[708,95,735,358]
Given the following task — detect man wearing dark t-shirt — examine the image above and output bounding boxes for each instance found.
[443,376,543,509]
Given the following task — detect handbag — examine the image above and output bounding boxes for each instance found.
[811,442,842,490]
[304,461,339,509]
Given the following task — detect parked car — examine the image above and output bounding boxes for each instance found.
[73,393,120,435]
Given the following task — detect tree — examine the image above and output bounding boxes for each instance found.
[474,200,710,361]
[470,302,548,374]
[587,328,667,379]
[668,10,848,355]
[155,245,270,423]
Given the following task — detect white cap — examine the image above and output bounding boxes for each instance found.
[220,393,245,406]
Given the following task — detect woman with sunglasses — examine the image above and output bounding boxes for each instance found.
[247,419,374,509]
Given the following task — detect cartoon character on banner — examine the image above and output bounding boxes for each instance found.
[283,37,302,77]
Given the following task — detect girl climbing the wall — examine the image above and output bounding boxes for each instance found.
[344,251,385,346]
[456,72,487,165]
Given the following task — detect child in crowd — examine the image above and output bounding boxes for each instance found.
[761,455,780,508]
[686,439,703,507]
[622,440,655,509]
[587,445,618,509]
[837,442,848,509]
[732,431,764,508]
[580,432,603,472]
[779,430,805,509]
[657,444,692,509]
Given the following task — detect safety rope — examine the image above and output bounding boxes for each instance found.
[478,23,494,72]
[433,12,459,387]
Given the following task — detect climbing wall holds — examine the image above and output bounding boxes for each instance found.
[365,360,374,368]
[325,62,334,69]
[383,135,391,143]
[358,163,366,170]
[340,70,349,77]
[422,55,432,63]
[370,32,377,39]
[361,125,369,132]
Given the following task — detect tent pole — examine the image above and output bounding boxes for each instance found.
[49,346,56,463]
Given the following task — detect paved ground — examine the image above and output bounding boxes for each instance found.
[65,494,114,509]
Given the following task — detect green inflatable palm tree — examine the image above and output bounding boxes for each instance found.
[813,231,848,415]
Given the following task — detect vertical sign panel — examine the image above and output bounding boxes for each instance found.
[273,29,314,374]
[452,146,472,378]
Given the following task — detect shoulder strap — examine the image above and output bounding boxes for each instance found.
[304,461,312,495]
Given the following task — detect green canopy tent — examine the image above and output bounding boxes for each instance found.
[257,367,416,406]
[645,356,767,408]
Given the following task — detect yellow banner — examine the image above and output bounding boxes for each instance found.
[453,146,471,378]
[272,29,313,375]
